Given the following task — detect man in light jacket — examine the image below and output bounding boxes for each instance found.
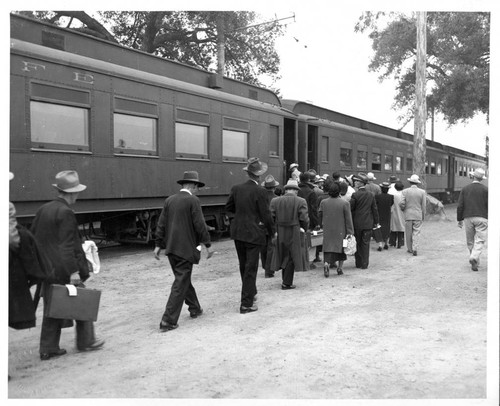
[399,174,427,256]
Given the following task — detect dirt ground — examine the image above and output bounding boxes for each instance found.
[6,204,495,403]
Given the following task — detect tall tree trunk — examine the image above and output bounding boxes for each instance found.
[216,13,225,76]
[414,11,427,189]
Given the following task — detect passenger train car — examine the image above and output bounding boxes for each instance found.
[9,14,486,243]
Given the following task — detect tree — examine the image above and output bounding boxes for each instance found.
[355,12,490,128]
[15,11,285,87]
[414,12,427,187]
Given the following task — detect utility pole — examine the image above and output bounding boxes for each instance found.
[216,13,226,76]
[414,11,427,189]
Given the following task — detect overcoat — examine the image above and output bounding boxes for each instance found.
[270,194,309,272]
[298,182,318,229]
[225,180,274,245]
[319,197,354,253]
[375,192,394,239]
[350,188,380,231]
[390,191,405,232]
[400,185,426,221]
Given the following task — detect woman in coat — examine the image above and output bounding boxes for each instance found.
[318,182,354,277]
[389,181,406,248]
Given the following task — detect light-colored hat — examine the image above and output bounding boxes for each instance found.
[177,171,205,187]
[52,170,87,193]
[407,174,421,184]
[243,157,268,176]
[367,172,376,180]
[471,168,486,180]
[284,179,300,190]
[289,163,298,170]
[262,174,279,188]
[9,172,14,181]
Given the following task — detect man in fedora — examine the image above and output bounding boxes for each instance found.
[399,174,427,256]
[260,175,279,278]
[154,171,213,331]
[270,180,309,289]
[31,170,104,360]
[365,172,382,196]
[350,173,379,269]
[225,158,274,313]
[457,168,488,271]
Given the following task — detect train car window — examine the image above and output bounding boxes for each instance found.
[437,162,442,175]
[395,155,403,172]
[444,159,448,174]
[430,161,436,175]
[459,164,463,176]
[269,125,279,157]
[30,101,89,151]
[406,153,413,172]
[321,136,329,163]
[340,142,352,169]
[175,123,209,159]
[223,130,248,161]
[371,148,382,171]
[425,161,429,174]
[384,151,393,171]
[113,113,157,155]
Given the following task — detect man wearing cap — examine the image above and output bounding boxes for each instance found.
[457,168,488,271]
[399,174,427,256]
[270,180,309,289]
[225,158,274,314]
[31,170,104,360]
[350,173,380,269]
[289,163,301,181]
[261,175,280,278]
[154,171,213,331]
[365,172,382,196]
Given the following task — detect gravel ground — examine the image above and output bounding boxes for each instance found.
[6,203,496,404]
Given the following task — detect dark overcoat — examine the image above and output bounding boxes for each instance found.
[375,193,394,240]
[350,188,380,231]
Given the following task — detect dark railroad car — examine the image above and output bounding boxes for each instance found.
[10,14,298,242]
[282,100,486,202]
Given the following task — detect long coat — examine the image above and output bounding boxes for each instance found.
[400,185,426,221]
[375,192,394,239]
[225,180,274,246]
[319,197,354,253]
[270,194,309,272]
[390,191,405,232]
[350,187,380,231]
[155,191,211,264]
[298,182,318,229]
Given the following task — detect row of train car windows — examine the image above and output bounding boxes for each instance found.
[30,100,281,160]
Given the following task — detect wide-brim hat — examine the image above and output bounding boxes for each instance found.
[289,163,298,170]
[284,179,300,190]
[52,170,87,193]
[262,174,279,188]
[353,173,368,184]
[177,171,205,187]
[243,157,268,176]
[380,181,391,188]
[388,175,398,182]
[367,172,376,180]
[471,168,486,180]
[407,174,421,184]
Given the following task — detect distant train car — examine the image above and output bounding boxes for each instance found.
[10,14,297,242]
[281,100,486,202]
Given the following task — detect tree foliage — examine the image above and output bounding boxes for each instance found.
[15,11,285,87]
[355,12,490,127]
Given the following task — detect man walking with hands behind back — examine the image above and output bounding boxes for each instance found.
[154,171,213,331]
[399,174,427,256]
[457,168,488,271]
[225,158,274,314]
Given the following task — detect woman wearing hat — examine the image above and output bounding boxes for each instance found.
[289,163,301,181]
[375,182,394,251]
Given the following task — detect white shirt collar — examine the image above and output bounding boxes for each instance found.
[180,188,192,195]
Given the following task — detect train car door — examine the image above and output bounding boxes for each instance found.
[307,125,319,172]
[283,117,298,184]
[447,155,455,193]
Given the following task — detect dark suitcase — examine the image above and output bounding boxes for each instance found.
[44,284,101,322]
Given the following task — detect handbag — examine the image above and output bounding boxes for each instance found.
[343,235,357,255]
[44,284,101,322]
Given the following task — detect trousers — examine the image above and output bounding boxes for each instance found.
[464,217,488,264]
[234,240,261,307]
[354,229,372,269]
[405,220,423,252]
[162,254,201,325]
[39,316,95,353]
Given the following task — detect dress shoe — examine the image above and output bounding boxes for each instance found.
[159,321,179,332]
[384,244,389,250]
[337,268,344,275]
[324,263,330,278]
[281,284,296,290]
[78,339,105,352]
[190,308,203,318]
[265,273,274,278]
[413,251,417,256]
[240,305,258,314]
[377,246,382,252]
[407,249,413,254]
[312,257,322,263]
[469,258,479,271]
[40,348,67,360]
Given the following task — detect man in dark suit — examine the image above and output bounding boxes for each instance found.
[350,173,380,269]
[31,170,104,360]
[225,158,274,314]
[260,175,279,278]
[154,171,213,331]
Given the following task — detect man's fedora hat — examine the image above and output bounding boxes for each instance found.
[471,168,486,180]
[380,181,391,188]
[52,170,87,193]
[262,175,279,188]
[243,157,268,176]
[353,173,368,184]
[407,174,421,184]
[388,175,398,183]
[284,179,300,190]
[289,163,298,170]
[367,172,377,180]
[177,171,205,187]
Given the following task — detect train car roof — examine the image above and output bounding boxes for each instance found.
[282,99,485,161]
[11,38,296,119]
[10,13,282,106]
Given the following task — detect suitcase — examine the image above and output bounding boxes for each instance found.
[44,284,101,322]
